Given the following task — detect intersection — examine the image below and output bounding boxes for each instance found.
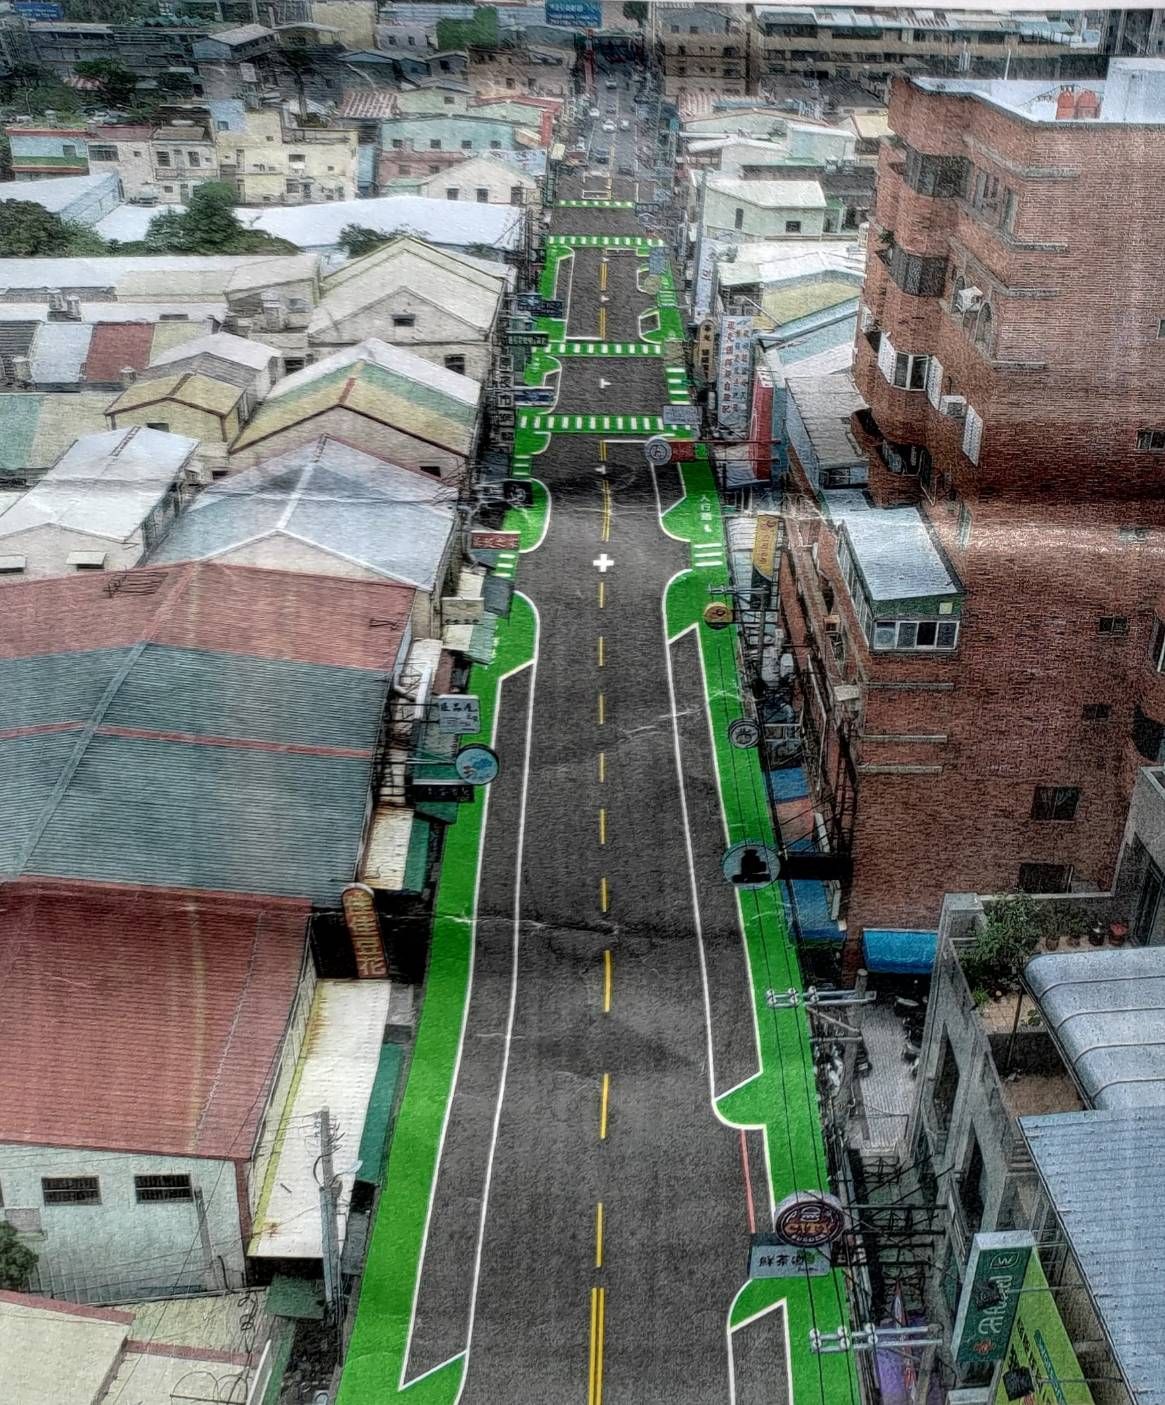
[338,80,858,1405]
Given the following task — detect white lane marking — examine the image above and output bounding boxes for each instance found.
[401,639,537,1392]
[725,1291,795,1405]
[452,593,541,1403]
[519,480,551,554]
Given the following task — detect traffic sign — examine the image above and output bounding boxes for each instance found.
[455,744,500,785]
[721,839,780,889]
[513,387,556,407]
[729,718,760,749]
[648,246,667,275]
[643,435,672,466]
[703,601,733,629]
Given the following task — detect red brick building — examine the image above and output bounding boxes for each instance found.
[778,60,1165,976]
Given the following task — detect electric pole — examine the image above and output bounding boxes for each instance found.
[316,1108,345,1364]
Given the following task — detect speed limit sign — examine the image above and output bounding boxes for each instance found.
[643,435,673,466]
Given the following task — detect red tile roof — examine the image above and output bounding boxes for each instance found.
[83,321,157,384]
[0,561,414,672]
[0,880,307,1160]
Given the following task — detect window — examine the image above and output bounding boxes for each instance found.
[159,313,188,321]
[1082,703,1111,722]
[1002,187,1017,233]
[902,145,965,198]
[931,1030,959,1135]
[285,180,300,194]
[446,187,459,200]
[958,1132,986,1238]
[888,246,947,297]
[162,185,175,194]
[61,144,77,158]
[489,140,501,149]
[1031,786,1080,822]
[461,139,473,150]
[1137,429,1165,451]
[391,138,404,150]
[734,207,744,231]
[924,355,944,409]
[1158,318,1165,339]
[444,354,466,375]
[392,314,415,328]
[420,463,442,476]
[888,350,929,391]
[43,1175,99,1205]
[1150,617,1165,672]
[1018,862,1073,893]
[156,149,171,167]
[956,501,972,549]
[216,120,228,132]
[873,618,959,652]
[476,188,489,202]
[135,1174,193,1203]
[972,302,993,352]
[962,405,984,464]
[430,139,442,150]
[146,421,170,432]
[784,219,802,233]
[510,185,524,204]
[1098,614,1129,636]
[187,151,200,168]
[88,143,118,160]
[1119,525,1151,542]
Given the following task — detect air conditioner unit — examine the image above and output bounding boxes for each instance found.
[823,614,841,634]
[954,285,983,315]
[940,394,968,419]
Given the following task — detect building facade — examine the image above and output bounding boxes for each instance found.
[213,108,358,205]
[778,62,1165,976]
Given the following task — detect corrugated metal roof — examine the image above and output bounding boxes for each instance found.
[0,561,413,673]
[148,331,279,373]
[0,880,306,1159]
[28,321,93,384]
[230,193,523,253]
[150,439,453,593]
[1020,1106,1165,1403]
[84,321,157,383]
[1027,946,1165,1109]
[841,506,961,603]
[107,369,245,417]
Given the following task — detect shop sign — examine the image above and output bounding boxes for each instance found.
[437,694,481,734]
[470,530,521,551]
[993,1253,1094,1405]
[717,315,753,436]
[752,512,780,579]
[442,597,485,625]
[951,1232,1035,1367]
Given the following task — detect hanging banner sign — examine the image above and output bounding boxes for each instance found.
[951,1232,1035,1367]
[752,513,780,580]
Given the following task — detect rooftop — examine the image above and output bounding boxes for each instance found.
[152,436,456,592]
[0,1292,132,1405]
[914,58,1165,125]
[234,192,524,253]
[106,369,246,418]
[1021,1106,1165,1404]
[785,373,867,467]
[147,330,279,373]
[1026,946,1165,1110]
[706,174,827,209]
[0,171,118,216]
[0,254,318,299]
[0,881,306,1160]
[840,504,962,602]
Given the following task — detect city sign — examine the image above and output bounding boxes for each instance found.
[545,0,602,28]
[993,1253,1093,1405]
[773,1192,846,1249]
[643,435,673,466]
[729,717,760,750]
[437,694,481,735]
[721,839,780,889]
[951,1232,1035,1367]
[507,332,550,348]
[470,530,521,551]
[13,0,63,16]
[513,387,557,407]
[455,744,500,785]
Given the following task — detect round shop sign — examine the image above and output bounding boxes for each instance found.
[703,601,733,630]
[728,717,760,749]
[454,744,500,786]
[721,839,780,889]
[773,1192,846,1249]
[643,434,673,467]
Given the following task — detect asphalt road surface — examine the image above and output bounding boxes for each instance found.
[404,136,788,1402]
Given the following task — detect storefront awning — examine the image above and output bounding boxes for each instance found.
[862,928,937,975]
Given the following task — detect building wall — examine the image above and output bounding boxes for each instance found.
[83,130,154,202]
[108,399,238,444]
[0,524,147,582]
[150,132,219,205]
[309,301,492,381]
[229,408,467,486]
[311,0,377,50]
[417,162,535,206]
[378,115,522,156]
[7,130,89,178]
[215,111,357,205]
[0,1143,243,1304]
[703,188,826,238]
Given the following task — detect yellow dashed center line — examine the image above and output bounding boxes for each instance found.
[595,1201,605,1267]
[598,579,605,609]
[598,635,605,668]
[597,692,605,726]
[598,807,607,846]
[598,306,607,339]
[598,750,606,783]
[588,1286,606,1405]
[599,1072,610,1139]
[599,875,609,913]
[603,947,612,1012]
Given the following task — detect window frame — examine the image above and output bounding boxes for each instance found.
[134,1173,193,1204]
[1031,785,1081,822]
[43,1175,100,1206]
[391,313,416,328]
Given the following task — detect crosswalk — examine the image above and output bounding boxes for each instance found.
[492,550,519,579]
[556,199,636,209]
[691,541,726,572]
[547,341,662,357]
[548,234,665,249]
[511,455,533,479]
[665,365,690,404]
[518,412,667,435]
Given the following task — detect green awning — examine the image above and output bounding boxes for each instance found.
[356,1042,406,1186]
[266,1274,325,1321]
[415,799,459,824]
[402,817,432,893]
[467,613,498,665]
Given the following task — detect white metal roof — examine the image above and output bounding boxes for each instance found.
[266,336,481,407]
[232,193,524,252]
[248,979,392,1260]
[148,330,279,372]
[706,175,827,209]
[0,171,118,216]
[0,254,317,295]
[0,1294,131,1405]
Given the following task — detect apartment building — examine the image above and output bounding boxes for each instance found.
[213,108,358,204]
[654,6,750,99]
[777,61,1165,978]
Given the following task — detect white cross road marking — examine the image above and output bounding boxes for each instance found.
[593,553,615,573]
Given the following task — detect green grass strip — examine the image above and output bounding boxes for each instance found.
[662,460,860,1403]
[337,597,537,1405]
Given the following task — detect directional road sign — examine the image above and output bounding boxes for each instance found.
[513,387,556,407]
[643,435,672,466]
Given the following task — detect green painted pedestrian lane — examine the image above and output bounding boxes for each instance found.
[518,411,668,435]
[555,198,635,208]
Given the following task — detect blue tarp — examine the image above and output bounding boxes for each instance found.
[769,767,809,802]
[787,879,841,944]
[862,929,938,975]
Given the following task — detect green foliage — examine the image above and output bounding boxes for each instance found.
[62,0,157,18]
[961,895,1052,995]
[74,59,138,108]
[0,1223,36,1291]
[0,133,10,183]
[338,223,391,258]
[436,7,498,52]
[0,200,109,257]
[133,187,299,256]
[623,1,648,23]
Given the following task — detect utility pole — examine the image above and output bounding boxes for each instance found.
[192,1185,219,1293]
[316,1108,345,1364]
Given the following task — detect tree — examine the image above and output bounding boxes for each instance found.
[0,1224,36,1291]
[73,59,138,109]
[337,224,391,259]
[0,200,108,257]
[133,185,299,256]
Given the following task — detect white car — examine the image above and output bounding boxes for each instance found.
[619,119,631,131]
[601,120,616,133]
[588,107,601,118]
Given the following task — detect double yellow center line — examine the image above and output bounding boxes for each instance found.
[588,1285,606,1404]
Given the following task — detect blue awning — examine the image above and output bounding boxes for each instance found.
[862,929,938,975]
[787,879,842,944]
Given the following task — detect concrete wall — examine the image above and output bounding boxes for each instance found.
[0,1143,244,1304]
[85,133,154,201]
[379,115,521,154]
[704,188,826,238]
[0,524,145,581]
[417,161,535,205]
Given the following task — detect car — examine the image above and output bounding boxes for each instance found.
[605,79,617,90]
[593,148,610,164]
[619,118,631,131]
[617,162,634,176]
[601,120,616,132]
[588,107,601,118]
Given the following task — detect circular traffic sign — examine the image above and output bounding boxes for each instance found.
[455,744,500,786]
[703,601,733,629]
[729,717,760,749]
[643,434,673,466]
[721,839,780,889]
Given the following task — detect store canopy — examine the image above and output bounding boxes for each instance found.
[862,928,937,975]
